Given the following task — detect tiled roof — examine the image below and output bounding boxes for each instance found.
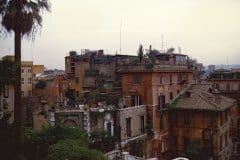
[170,84,235,111]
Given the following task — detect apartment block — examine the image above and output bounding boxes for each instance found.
[169,84,236,160]
[21,61,33,97]
[208,69,240,159]
[118,52,194,159]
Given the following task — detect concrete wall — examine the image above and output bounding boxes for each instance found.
[117,105,146,142]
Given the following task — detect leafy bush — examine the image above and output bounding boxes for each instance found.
[23,125,106,160]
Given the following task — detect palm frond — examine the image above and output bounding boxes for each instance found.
[1,0,50,37]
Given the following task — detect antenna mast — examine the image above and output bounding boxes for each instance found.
[161,34,164,52]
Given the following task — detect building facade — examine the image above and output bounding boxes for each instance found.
[21,61,33,97]
[169,84,236,160]
[208,69,240,159]
[118,52,194,159]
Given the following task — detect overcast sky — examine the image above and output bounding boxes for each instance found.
[1,0,240,69]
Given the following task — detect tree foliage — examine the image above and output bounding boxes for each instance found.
[48,139,107,160]
[0,113,16,160]
[0,0,51,36]
[1,0,51,152]
[0,59,16,86]
[89,128,116,153]
[23,125,107,160]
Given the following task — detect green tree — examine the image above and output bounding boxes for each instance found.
[89,128,116,152]
[23,126,107,160]
[0,59,16,159]
[0,0,50,145]
[0,113,16,160]
[48,139,107,160]
[0,58,16,86]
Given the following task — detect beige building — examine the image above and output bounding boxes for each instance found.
[21,61,33,97]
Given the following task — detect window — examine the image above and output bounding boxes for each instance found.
[140,116,144,134]
[170,92,173,100]
[106,122,112,135]
[215,83,220,90]
[131,95,141,106]
[184,112,190,125]
[160,74,163,84]
[226,84,230,92]
[178,74,182,83]
[21,69,24,73]
[158,95,166,109]
[22,91,24,97]
[126,118,131,137]
[160,114,163,130]
[161,141,165,153]
[3,85,9,98]
[170,74,172,84]
[28,91,32,96]
[133,74,141,84]
[220,113,223,125]
[173,136,178,150]
[28,78,32,84]
[21,78,24,84]
[220,135,223,151]
[225,132,228,147]
[28,69,32,73]
[171,113,178,125]
[184,137,190,150]
[177,90,180,94]
[76,77,79,83]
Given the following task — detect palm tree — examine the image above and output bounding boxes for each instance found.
[0,0,50,143]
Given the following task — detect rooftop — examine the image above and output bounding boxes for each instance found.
[117,64,192,73]
[170,84,236,111]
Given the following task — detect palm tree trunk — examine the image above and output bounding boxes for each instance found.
[14,29,22,143]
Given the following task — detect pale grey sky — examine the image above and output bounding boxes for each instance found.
[1,0,240,69]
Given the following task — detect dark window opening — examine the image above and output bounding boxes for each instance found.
[158,95,166,109]
[160,75,163,84]
[133,74,141,84]
[226,84,230,92]
[184,137,190,150]
[160,114,163,130]
[106,122,112,135]
[170,92,173,100]
[184,113,190,125]
[140,116,144,134]
[131,95,141,106]
[126,118,131,137]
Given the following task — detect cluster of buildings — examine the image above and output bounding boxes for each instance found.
[0,47,240,160]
